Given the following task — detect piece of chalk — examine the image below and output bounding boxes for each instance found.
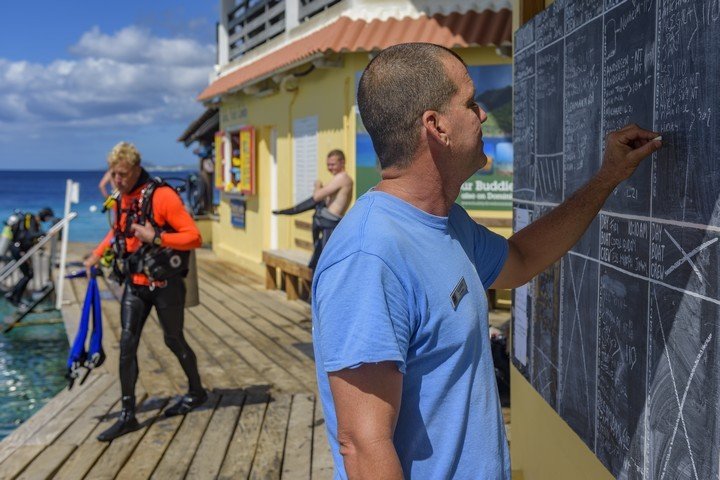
[652,135,662,142]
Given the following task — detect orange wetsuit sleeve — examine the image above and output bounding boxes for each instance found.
[93,229,113,258]
[153,187,202,250]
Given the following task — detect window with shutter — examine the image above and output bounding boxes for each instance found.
[292,116,318,203]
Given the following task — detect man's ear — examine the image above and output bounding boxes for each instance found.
[422,110,449,146]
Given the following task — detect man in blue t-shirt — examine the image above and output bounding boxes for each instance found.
[312,43,662,479]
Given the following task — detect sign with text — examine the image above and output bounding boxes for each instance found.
[229,196,246,229]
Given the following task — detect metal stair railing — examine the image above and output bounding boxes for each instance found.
[0,212,78,284]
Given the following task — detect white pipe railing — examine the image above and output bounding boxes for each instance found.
[0,212,77,284]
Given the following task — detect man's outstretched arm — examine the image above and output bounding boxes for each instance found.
[491,124,662,290]
[329,362,404,480]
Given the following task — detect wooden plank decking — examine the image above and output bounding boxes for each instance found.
[0,247,332,479]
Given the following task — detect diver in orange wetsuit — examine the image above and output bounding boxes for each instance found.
[84,142,206,441]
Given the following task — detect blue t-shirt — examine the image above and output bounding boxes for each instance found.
[312,191,511,479]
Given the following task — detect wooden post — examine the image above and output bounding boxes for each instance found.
[265,265,277,290]
[285,273,299,301]
[519,0,545,25]
[300,279,311,301]
[487,289,498,310]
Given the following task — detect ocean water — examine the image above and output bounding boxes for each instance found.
[0,169,196,243]
[0,313,68,439]
[0,169,195,440]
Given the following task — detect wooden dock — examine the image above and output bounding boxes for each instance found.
[0,247,332,479]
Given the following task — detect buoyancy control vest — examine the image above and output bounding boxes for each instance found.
[112,176,190,284]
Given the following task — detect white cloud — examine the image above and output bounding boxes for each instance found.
[0,26,214,133]
[70,26,214,67]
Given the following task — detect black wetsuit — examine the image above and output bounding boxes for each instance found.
[5,213,40,305]
[309,206,341,269]
[120,277,202,399]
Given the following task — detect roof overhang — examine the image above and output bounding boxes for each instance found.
[198,8,512,102]
[178,108,220,146]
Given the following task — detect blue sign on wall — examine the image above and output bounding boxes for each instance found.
[229,196,246,229]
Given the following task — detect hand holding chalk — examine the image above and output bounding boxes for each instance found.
[598,125,662,187]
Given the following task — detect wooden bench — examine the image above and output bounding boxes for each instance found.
[263,249,313,301]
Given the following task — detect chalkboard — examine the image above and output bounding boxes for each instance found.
[512,1,720,478]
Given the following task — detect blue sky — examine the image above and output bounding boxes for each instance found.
[0,1,218,170]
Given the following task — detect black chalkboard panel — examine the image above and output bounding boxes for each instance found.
[513,46,535,203]
[535,41,564,203]
[512,0,720,477]
[602,0,655,217]
[654,0,720,227]
[566,0,602,32]
[564,17,602,198]
[535,1,564,49]
[647,285,720,480]
[531,206,561,409]
[596,268,647,478]
[564,17,603,257]
[558,254,598,449]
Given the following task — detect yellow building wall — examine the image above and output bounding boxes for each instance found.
[214,54,362,275]
[510,1,612,478]
[510,366,612,479]
[195,217,213,246]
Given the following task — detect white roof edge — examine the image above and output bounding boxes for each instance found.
[343,0,512,20]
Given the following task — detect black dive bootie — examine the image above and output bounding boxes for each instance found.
[164,389,208,417]
[97,396,141,442]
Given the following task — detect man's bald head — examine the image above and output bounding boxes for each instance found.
[357,43,464,170]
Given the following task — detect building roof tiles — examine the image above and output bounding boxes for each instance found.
[198,8,511,101]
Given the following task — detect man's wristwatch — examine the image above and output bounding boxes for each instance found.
[152,231,163,246]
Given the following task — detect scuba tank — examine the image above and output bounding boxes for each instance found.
[184,249,199,308]
[38,248,52,290]
[182,200,199,307]
[31,249,43,292]
[0,214,20,258]
[0,226,11,258]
